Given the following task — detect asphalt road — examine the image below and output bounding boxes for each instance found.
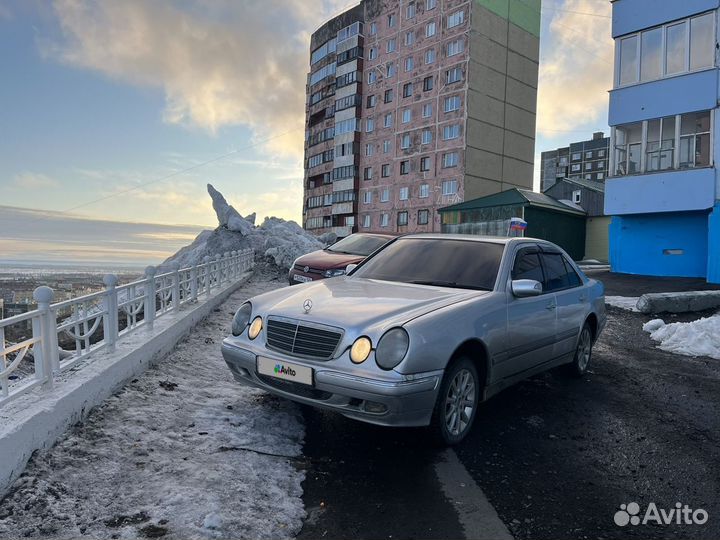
[299,305,720,540]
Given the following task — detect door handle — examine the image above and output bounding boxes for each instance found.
[578,294,587,302]
[546,302,556,310]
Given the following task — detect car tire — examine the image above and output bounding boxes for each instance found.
[429,356,479,446]
[568,321,593,377]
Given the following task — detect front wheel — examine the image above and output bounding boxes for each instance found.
[568,322,593,377]
[430,356,479,445]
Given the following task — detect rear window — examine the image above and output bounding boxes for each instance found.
[353,238,504,291]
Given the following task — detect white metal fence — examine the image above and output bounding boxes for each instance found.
[0,250,254,407]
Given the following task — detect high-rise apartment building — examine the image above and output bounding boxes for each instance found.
[540,132,609,192]
[303,0,541,236]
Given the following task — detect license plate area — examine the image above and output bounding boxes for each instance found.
[293,274,312,283]
[257,356,313,386]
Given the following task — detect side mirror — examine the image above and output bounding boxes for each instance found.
[512,279,542,298]
[345,263,358,274]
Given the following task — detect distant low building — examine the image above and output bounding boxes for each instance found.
[541,132,609,192]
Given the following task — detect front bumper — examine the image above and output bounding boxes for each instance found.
[287,268,325,285]
[221,339,441,427]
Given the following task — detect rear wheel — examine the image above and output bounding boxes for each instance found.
[430,356,479,445]
[568,322,593,377]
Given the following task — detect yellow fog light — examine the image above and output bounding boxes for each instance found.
[350,337,372,364]
[248,317,263,340]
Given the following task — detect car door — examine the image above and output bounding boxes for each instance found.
[540,250,586,359]
[502,246,558,379]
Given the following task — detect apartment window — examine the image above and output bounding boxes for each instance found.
[418,209,429,224]
[382,164,390,177]
[399,187,409,200]
[367,95,376,108]
[401,133,411,148]
[442,124,460,140]
[324,193,333,206]
[364,166,373,180]
[646,116,675,171]
[402,108,412,123]
[419,184,430,198]
[422,129,432,144]
[384,89,394,103]
[400,160,410,174]
[442,179,457,195]
[370,22,377,35]
[425,48,436,64]
[369,47,378,60]
[585,151,593,159]
[419,77,432,93]
[397,211,409,226]
[680,111,711,168]
[426,0,436,10]
[584,162,592,171]
[381,213,389,227]
[363,191,372,203]
[366,118,375,132]
[598,149,606,158]
[388,13,396,27]
[571,163,581,172]
[571,152,581,160]
[426,21,436,37]
[387,38,396,53]
[405,31,415,46]
[368,71,377,84]
[406,3,416,19]
[616,12,714,87]
[444,95,460,112]
[572,190,582,204]
[363,215,371,228]
[420,156,430,171]
[381,188,390,202]
[403,82,413,98]
[446,66,462,83]
[384,112,393,128]
[422,103,432,118]
[383,139,391,153]
[405,56,414,72]
[613,121,643,175]
[447,10,464,28]
[442,151,458,168]
[387,62,396,77]
[447,39,464,57]
[597,172,605,180]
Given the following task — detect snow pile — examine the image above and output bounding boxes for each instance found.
[165,184,335,271]
[605,296,640,312]
[643,314,720,359]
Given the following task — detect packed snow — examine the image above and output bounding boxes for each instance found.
[605,296,640,312]
[0,267,305,539]
[165,184,334,271]
[643,314,720,360]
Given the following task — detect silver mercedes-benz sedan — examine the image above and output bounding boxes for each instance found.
[221,234,606,444]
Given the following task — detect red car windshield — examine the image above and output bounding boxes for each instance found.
[326,234,391,256]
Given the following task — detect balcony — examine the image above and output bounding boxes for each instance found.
[331,202,354,215]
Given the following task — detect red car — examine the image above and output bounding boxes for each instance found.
[289,233,396,285]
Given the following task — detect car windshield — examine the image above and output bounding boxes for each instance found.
[326,234,390,256]
[352,238,504,291]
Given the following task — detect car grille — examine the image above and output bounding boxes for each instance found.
[266,317,343,360]
[293,263,324,275]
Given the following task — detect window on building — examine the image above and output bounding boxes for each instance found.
[383,139,391,153]
[422,103,432,118]
[447,39,464,56]
[387,62,396,77]
[614,122,642,175]
[381,188,390,202]
[369,47,378,60]
[388,13,396,27]
[585,174,592,180]
[570,163,581,172]
[666,21,688,75]
[406,3,416,19]
[598,149,606,158]
[442,179,457,195]
[365,143,374,156]
[363,191,372,203]
[446,66,462,83]
[364,166,373,180]
[370,22,377,35]
[442,124,459,140]
[597,172,605,180]
[384,89,394,103]
[400,160,410,174]
[618,34,639,85]
[368,71,377,84]
[571,152,581,161]
[401,133,411,148]
[422,129,432,144]
[387,39,396,53]
[444,95,460,112]
[402,108,412,123]
[381,213,389,227]
[426,0,436,10]
[640,26,662,81]
[572,190,582,204]
[585,151,593,159]
[680,111,711,168]
[403,82,413,98]
[381,164,390,177]
[418,209,429,225]
[384,112,393,128]
[447,10,464,28]
[646,116,676,172]
[363,215,371,228]
[399,187,409,200]
[367,95,376,108]
[366,118,374,132]
[405,31,415,46]
[425,48,436,64]
[397,211,409,226]
[405,56,414,72]
[443,151,458,168]
[426,21,436,37]
[420,184,430,198]
[584,162,592,170]
[420,156,430,171]
[691,13,715,70]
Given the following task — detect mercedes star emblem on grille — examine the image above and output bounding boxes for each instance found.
[303,299,313,313]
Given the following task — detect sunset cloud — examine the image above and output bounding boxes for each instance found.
[14,171,61,189]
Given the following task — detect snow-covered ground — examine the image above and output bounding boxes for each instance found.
[643,314,720,360]
[604,296,640,312]
[0,266,303,540]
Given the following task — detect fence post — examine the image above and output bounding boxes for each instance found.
[223,252,230,284]
[144,266,157,329]
[204,256,212,295]
[103,274,119,352]
[229,251,237,280]
[33,286,57,389]
[169,262,181,312]
[215,254,223,286]
[190,263,198,302]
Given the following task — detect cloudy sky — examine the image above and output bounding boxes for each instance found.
[0,0,612,266]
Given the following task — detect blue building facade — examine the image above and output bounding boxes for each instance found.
[605,0,720,282]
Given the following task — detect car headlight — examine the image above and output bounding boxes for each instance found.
[350,336,372,364]
[248,317,263,340]
[323,268,346,278]
[375,328,409,370]
[231,302,252,336]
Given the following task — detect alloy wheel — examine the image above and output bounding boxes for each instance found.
[444,368,476,436]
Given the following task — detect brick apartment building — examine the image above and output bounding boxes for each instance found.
[303,0,540,236]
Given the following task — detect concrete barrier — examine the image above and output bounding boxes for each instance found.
[0,273,251,498]
[637,290,720,314]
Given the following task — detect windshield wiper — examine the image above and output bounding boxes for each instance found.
[408,280,490,291]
